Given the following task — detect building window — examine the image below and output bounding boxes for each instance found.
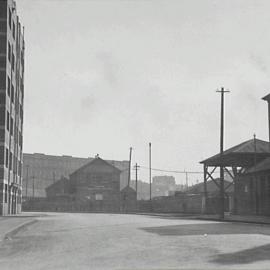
[9,152,12,171]
[12,21,15,39]
[95,194,103,201]
[7,76,10,97]
[5,148,8,168]
[8,9,11,29]
[10,117,13,136]
[0,92,5,105]
[19,131,22,147]
[8,42,11,62]
[20,104,23,121]
[6,111,9,131]
[12,53,15,71]
[4,184,7,203]
[0,129,4,142]
[11,84,14,103]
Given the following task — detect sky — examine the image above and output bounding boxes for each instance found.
[17,0,270,185]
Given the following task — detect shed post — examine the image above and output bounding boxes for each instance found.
[202,164,208,214]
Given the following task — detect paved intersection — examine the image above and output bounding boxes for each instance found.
[0,212,270,269]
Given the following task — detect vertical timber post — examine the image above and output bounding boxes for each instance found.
[149,142,152,202]
[32,176,35,198]
[262,94,270,144]
[216,87,230,220]
[135,163,138,200]
[203,164,208,214]
[26,165,29,199]
[128,147,132,187]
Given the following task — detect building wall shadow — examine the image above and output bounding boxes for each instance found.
[140,223,270,236]
[211,243,270,265]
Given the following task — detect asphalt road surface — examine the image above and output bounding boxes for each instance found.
[1,212,270,270]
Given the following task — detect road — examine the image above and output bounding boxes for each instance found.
[0,212,270,269]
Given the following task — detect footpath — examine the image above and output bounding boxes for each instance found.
[0,212,44,241]
[138,212,270,225]
[195,213,270,225]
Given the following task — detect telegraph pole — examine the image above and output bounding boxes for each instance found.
[254,134,258,214]
[26,165,29,198]
[32,176,35,198]
[135,163,139,200]
[149,142,152,201]
[216,87,230,220]
[128,147,132,187]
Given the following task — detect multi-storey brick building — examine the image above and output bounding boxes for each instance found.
[22,153,129,198]
[0,0,24,215]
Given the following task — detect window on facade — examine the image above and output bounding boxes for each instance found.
[12,21,15,39]
[0,146,3,164]
[7,76,10,97]
[0,56,6,69]
[0,129,4,142]
[10,117,13,136]
[9,152,12,171]
[20,104,23,121]
[6,111,9,131]
[4,184,7,203]
[8,9,11,29]
[267,176,270,198]
[12,53,15,71]
[0,107,4,125]
[18,131,21,147]
[19,161,22,177]
[95,194,103,201]
[11,84,14,103]
[0,92,5,105]
[5,148,8,168]
[8,42,11,62]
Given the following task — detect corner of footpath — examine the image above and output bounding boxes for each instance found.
[0,213,43,241]
[136,212,270,225]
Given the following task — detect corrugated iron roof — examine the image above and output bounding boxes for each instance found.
[245,157,270,174]
[187,179,233,194]
[200,138,270,167]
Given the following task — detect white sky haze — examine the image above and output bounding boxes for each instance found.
[18,0,270,184]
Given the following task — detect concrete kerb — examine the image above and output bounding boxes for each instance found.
[128,212,270,225]
[2,219,38,241]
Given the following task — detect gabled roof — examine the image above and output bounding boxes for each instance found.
[245,157,270,174]
[45,177,69,192]
[187,179,233,194]
[121,186,136,193]
[262,94,270,102]
[70,157,121,177]
[200,138,270,167]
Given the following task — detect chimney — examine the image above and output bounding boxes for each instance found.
[262,94,270,143]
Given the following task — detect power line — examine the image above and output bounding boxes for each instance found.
[139,165,219,174]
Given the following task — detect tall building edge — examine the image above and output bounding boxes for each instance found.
[0,0,25,215]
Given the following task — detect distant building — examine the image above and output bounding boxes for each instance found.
[22,153,129,198]
[152,176,176,197]
[120,186,137,212]
[45,176,69,200]
[69,157,121,212]
[0,0,25,215]
[130,180,150,200]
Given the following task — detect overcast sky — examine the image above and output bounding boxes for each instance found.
[18,0,270,184]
